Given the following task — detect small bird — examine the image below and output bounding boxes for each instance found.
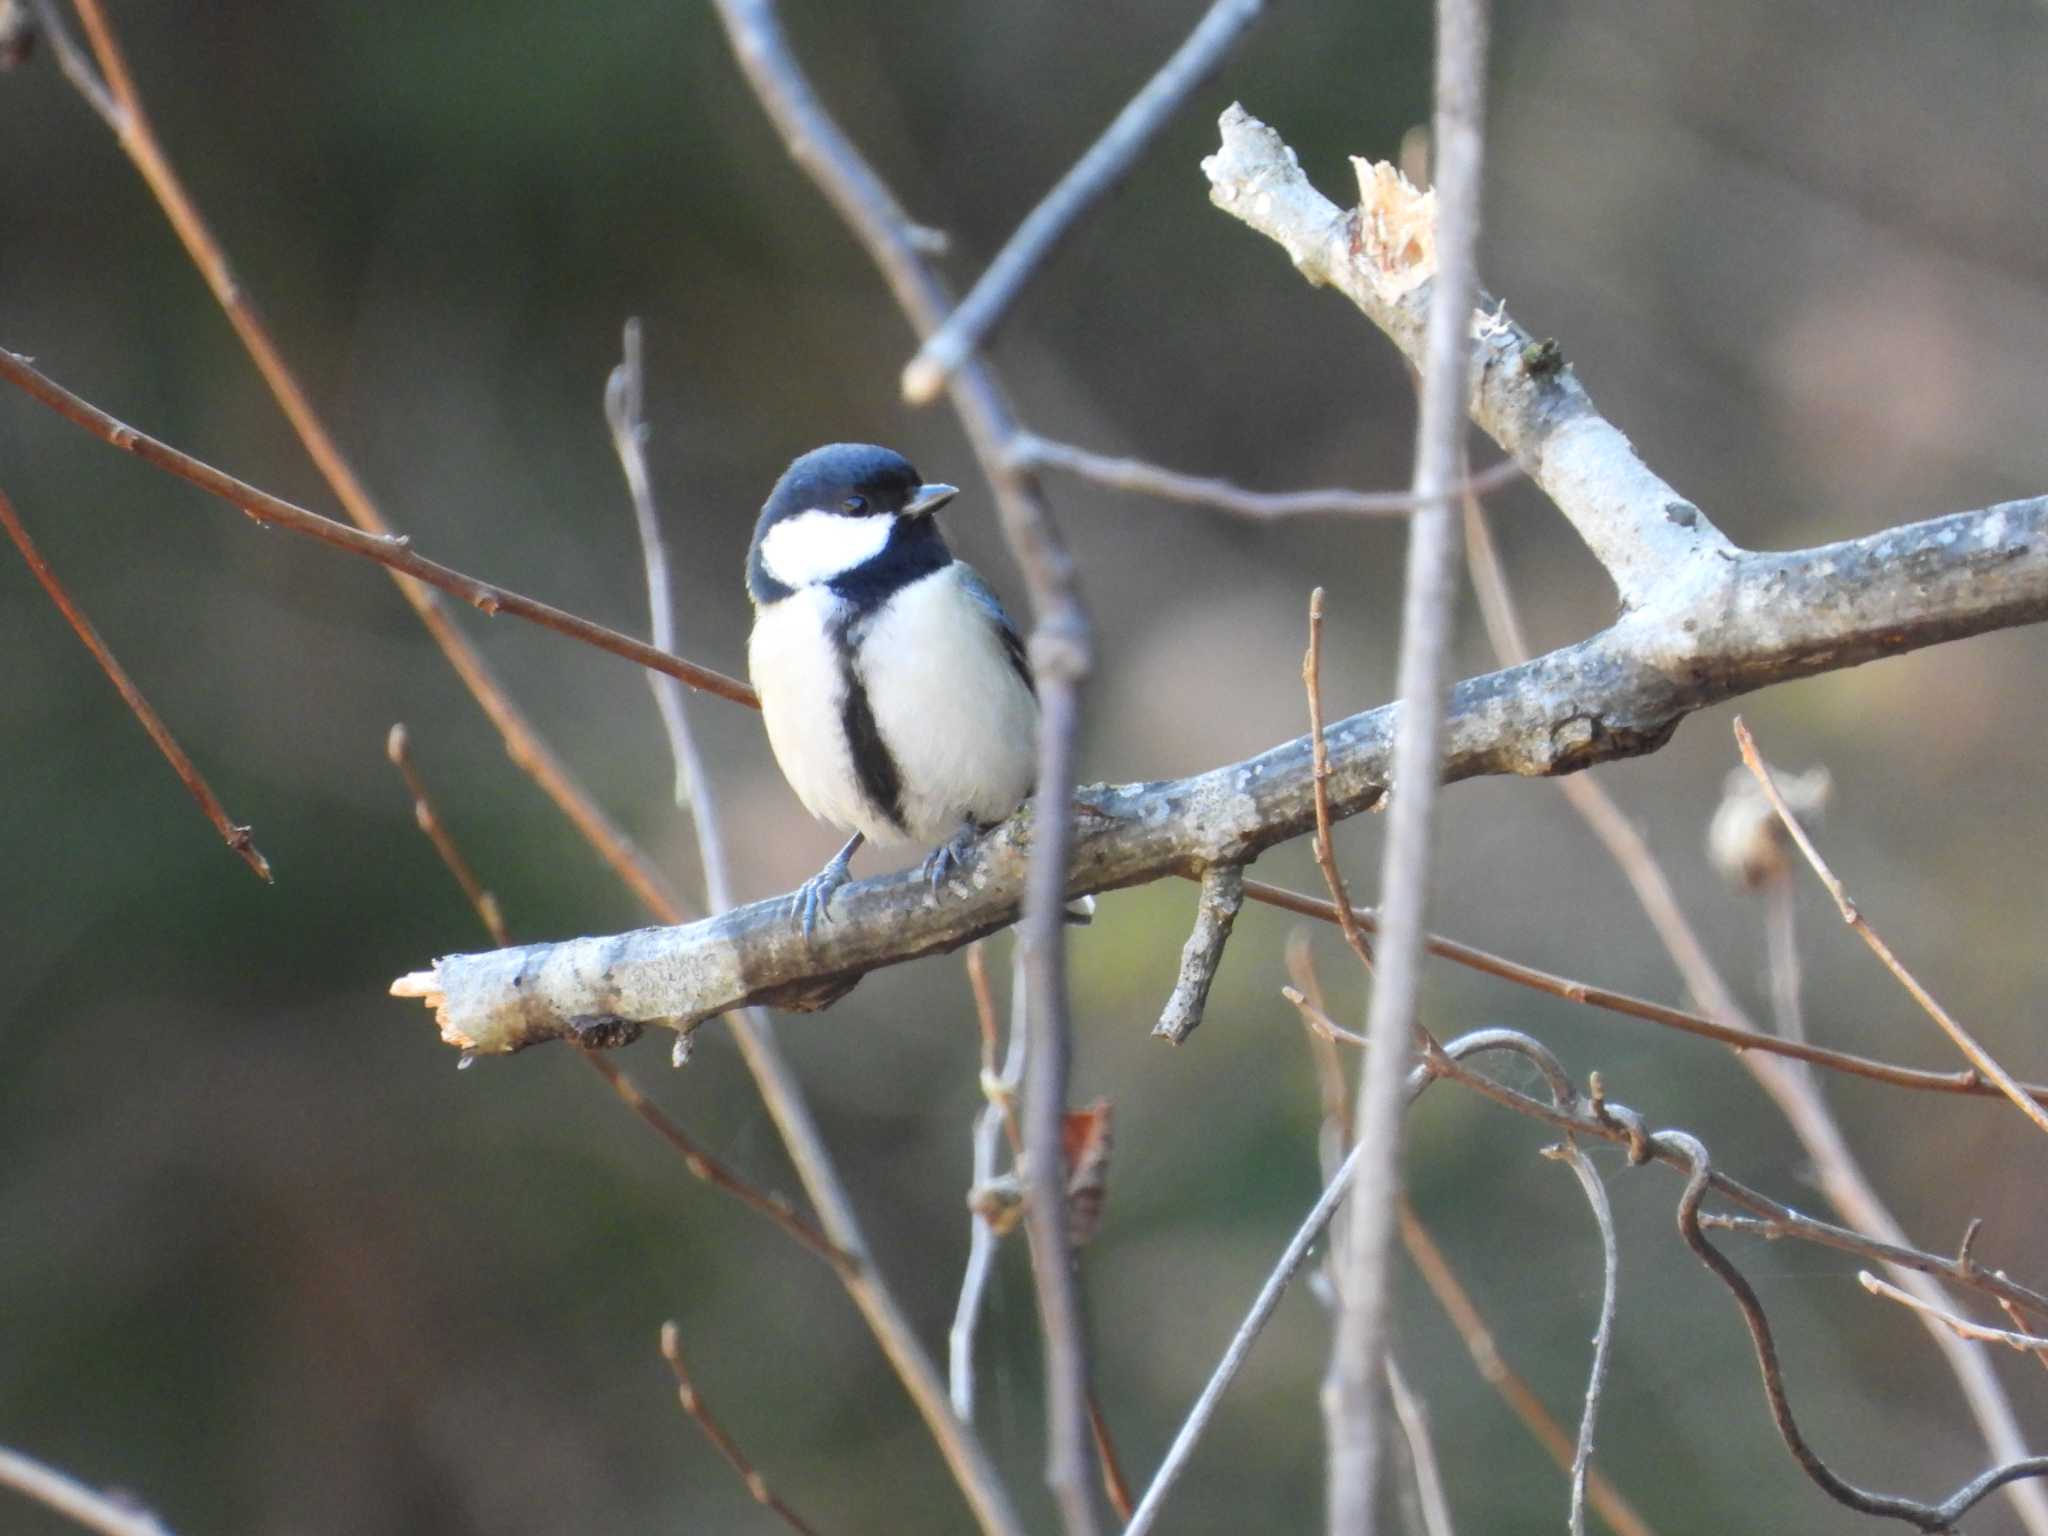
[747,443,1037,936]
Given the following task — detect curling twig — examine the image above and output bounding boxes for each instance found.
[41,0,687,917]
[1,481,270,881]
[1734,717,2048,1139]
[1014,432,1521,520]
[1543,1138,1619,1536]
[660,1322,823,1536]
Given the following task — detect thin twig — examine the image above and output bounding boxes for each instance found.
[1860,1272,2048,1360]
[1241,876,2046,1102]
[1762,874,1810,1064]
[0,1444,171,1536]
[0,481,270,880]
[383,720,852,1271]
[1661,1133,2048,1531]
[951,945,1027,1420]
[660,1321,823,1536]
[1734,717,2048,1138]
[899,0,1269,403]
[605,320,730,905]
[1543,1139,1619,1536]
[41,0,685,917]
[0,350,755,711]
[1303,588,1374,970]
[1327,5,1491,1525]
[1383,1356,1456,1536]
[386,725,505,944]
[1397,1204,1659,1536]
[1012,433,1522,520]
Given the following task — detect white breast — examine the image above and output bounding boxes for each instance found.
[858,564,1038,845]
[748,586,890,839]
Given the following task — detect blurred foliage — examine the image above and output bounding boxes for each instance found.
[4,2,2048,1533]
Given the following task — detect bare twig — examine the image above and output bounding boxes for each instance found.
[1327,6,1491,1526]
[40,0,685,918]
[951,946,1028,1420]
[1,481,270,881]
[660,1321,822,1536]
[605,320,730,903]
[1398,1204,1658,1536]
[1383,1356,1456,1536]
[1860,1272,2048,1361]
[1303,588,1374,971]
[386,724,505,944]
[1154,862,1247,1042]
[1284,986,1370,1048]
[1243,876,2048,1103]
[1734,717,2048,1138]
[1661,1133,2048,1531]
[899,0,1269,403]
[1543,1139,1618,1536]
[0,350,754,712]
[1014,432,1521,520]
[0,1444,170,1536]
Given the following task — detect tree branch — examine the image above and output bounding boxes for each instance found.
[1202,105,1734,609]
[393,495,2048,1053]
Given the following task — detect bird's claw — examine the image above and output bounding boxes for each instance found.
[921,823,981,892]
[792,860,851,942]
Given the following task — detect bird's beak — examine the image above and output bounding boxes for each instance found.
[905,482,959,518]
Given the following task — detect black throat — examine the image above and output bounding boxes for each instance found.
[826,517,953,613]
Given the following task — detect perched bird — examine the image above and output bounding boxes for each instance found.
[746,443,1037,936]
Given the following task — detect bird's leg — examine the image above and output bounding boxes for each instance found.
[792,831,864,941]
[920,818,983,892]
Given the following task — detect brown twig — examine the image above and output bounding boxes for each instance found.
[1860,1272,2048,1362]
[1302,588,1374,971]
[385,725,504,944]
[1087,1395,1135,1524]
[39,0,690,918]
[1398,1203,1659,1536]
[0,350,755,713]
[1734,717,2048,1138]
[383,720,853,1273]
[660,1321,823,1536]
[0,481,270,881]
[1236,877,2048,1103]
[1011,432,1522,520]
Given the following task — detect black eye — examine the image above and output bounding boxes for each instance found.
[841,495,868,515]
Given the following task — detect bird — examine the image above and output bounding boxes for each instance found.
[746,442,1038,938]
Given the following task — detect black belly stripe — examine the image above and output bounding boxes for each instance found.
[834,628,907,835]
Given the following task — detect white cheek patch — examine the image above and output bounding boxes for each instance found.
[759,510,893,588]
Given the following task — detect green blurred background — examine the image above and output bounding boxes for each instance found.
[4,2,2047,1531]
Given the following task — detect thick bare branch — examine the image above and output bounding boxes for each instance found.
[393,494,2048,1053]
[1203,105,1734,609]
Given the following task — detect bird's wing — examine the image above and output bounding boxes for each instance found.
[956,565,1035,698]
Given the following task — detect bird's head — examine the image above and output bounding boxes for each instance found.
[747,443,958,601]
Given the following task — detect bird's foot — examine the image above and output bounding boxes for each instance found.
[791,833,864,942]
[920,821,982,892]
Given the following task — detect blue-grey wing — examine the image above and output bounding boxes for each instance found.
[956,565,1034,697]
